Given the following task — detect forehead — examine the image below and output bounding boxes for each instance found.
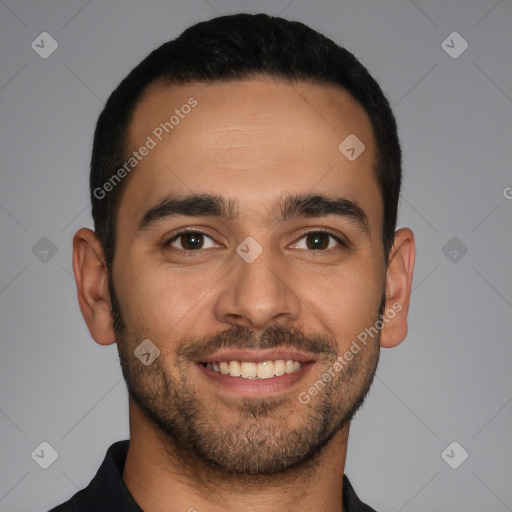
[121,78,380,230]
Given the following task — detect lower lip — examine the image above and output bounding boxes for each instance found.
[196,362,315,397]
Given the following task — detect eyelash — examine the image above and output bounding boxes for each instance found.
[164,228,347,256]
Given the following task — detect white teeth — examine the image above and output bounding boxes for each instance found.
[219,361,229,375]
[274,359,285,376]
[229,360,241,376]
[256,361,274,379]
[240,362,257,379]
[205,359,303,379]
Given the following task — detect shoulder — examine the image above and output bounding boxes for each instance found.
[343,474,379,512]
[46,487,90,512]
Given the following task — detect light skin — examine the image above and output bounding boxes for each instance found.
[73,78,415,512]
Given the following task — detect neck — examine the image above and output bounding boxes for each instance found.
[123,400,349,512]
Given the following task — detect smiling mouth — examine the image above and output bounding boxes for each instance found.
[201,359,303,379]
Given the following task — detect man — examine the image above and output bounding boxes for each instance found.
[50,12,415,512]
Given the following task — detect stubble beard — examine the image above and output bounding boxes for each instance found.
[110,275,382,476]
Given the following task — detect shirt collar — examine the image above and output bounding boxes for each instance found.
[53,440,377,511]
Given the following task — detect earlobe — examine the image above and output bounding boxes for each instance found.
[72,228,116,346]
[380,228,416,349]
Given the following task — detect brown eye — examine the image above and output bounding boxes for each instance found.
[178,233,204,250]
[166,231,217,252]
[291,231,344,251]
[305,232,330,250]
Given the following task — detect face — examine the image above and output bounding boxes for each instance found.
[111,78,387,474]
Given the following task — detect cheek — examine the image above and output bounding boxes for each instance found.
[298,262,383,343]
[115,259,222,336]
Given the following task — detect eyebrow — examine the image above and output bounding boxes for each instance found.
[137,193,370,235]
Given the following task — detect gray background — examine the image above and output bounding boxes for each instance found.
[1,0,511,511]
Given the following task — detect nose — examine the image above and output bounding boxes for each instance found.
[213,245,302,330]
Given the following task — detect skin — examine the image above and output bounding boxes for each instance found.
[73,78,415,512]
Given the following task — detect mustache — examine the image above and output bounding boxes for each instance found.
[177,323,338,362]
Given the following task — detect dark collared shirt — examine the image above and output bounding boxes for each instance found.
[48,440,377,511]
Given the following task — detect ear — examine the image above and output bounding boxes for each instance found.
[380,228,416,348]
[72,228,116,345]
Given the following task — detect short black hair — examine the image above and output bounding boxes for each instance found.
[91,13,401,270]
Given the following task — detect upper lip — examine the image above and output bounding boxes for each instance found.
[197,348,316,364]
